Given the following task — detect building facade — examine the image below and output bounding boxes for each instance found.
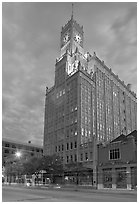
[97,130,137,190]
[2,139,43,166]
[43,14,137,176]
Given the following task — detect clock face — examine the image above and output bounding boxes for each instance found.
[74,33,82,44]
[63,32,70,44]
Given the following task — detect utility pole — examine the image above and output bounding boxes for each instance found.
[92,134,98,188]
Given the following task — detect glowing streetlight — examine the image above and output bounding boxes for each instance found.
[15,151,22,158]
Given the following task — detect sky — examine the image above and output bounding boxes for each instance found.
[2,2,137,146]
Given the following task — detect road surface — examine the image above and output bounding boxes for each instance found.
[2,185,137,202]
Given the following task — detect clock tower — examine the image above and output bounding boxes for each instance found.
[60,14,84,57]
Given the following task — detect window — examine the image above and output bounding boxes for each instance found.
[4,149,9,154]
[80,153,83,161]
[85,153,88,161]
[67,156,69,163]
[70,155,73,161]
[74,154,77,162]
[74,141,77,148]
[109,148,120,160]
[62,144,64,151]
[63,89,65,94]
[67,130,69,137]
[59,145,60,152]
[55,146,57,152]
[5,143,9,147]
[70,142,73,149]
[67,143,69,150]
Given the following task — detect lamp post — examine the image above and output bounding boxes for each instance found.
[15,151,22,183]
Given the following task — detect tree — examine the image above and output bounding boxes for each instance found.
[22,154,63,176]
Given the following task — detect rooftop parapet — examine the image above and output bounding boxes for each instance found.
[92,52,136,98]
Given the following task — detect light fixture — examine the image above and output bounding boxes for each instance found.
[15,151,22,158]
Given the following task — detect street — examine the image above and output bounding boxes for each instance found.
[2,185,137,202]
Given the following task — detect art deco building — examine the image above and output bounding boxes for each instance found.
[43,14,137,170]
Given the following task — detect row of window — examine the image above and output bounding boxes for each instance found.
[66,151,93,163]
[66,154,77,163]
[3,143,42,153]
[3,149,41,157]
[55,141,77,152]
[80,151,93,161]
[56,89,65,99]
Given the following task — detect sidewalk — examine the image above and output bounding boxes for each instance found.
[32,184,137,195]
[3,183,137,195]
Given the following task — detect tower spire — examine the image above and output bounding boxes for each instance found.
[71,3,74,19]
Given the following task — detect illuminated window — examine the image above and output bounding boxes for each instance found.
[63,89,65,94]
[75,106,77,110]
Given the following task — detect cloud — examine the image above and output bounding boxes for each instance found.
[2,2,137,146]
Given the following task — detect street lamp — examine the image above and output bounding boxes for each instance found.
[15,151,22,158]
[15,151,22,183]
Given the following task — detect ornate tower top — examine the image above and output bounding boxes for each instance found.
[60,4,84,56]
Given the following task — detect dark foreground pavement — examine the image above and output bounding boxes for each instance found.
[2,184,137,202]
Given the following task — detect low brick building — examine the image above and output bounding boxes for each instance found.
[97,130,137,190]
[2,138,43,166]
